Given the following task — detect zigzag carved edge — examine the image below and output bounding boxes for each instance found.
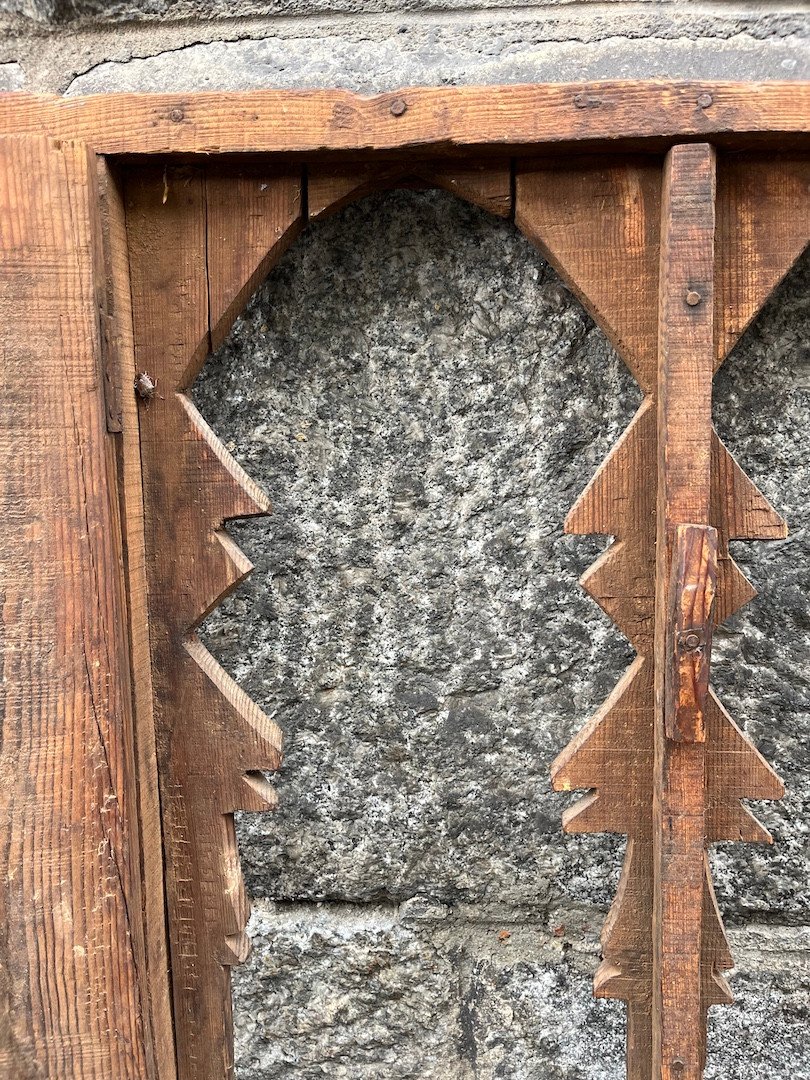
[516,153,806,1077]
[125,162,302,1079]
[127,158,518,1079]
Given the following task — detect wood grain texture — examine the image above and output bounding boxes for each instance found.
[715,153,810,366]
[308,160,511,220]
[516,157,661,393]
[125,162,303,1080]
[664,525,717,745]
[206,165,303,350]
[97,158,178,1080]
[533,146,797,1078]
[0,137,152,1077]
[653,146,717,1080]
[0,83,807,157]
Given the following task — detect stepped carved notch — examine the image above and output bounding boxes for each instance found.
[518,149,806,1078]
[125,162,303,1080]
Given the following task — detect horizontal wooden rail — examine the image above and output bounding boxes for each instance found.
[0,82,807,157]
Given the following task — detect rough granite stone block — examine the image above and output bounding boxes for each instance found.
[191,187,810,1077]
[232,903,810,1078]
[195,190,810,925]
[0,61,23,89]
[0,0,746,24]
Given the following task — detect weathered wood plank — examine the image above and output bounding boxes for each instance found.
[0,83,806,157]
[126,162,303,1080]
[653,141,717,1080]
[308,160,511,220]
[516,156,661,392]
[539,145,795,1080]
[206,165,303,350]
[97,158,178,1080]
[715,153,810,366]
[0,136,152,1078]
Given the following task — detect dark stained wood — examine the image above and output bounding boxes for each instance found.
[0,83,807,157]
[125,162,303,1080]
[308,160,511,220]
[653,141,717,1080]
[664,525,717,744]
[0,137,153,1077]
[97,158,178,1079]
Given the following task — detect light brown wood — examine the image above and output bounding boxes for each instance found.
[715,153,810,366]
[97,158,178,1080]
[0,83,807,158]
[538,147,797,1079]
[0,136,153,1077]
[653,142,717,1080]
[664,525,717,744]
[308,160,511,220]
[125,162,303,1080]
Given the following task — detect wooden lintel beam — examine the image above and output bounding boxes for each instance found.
[0,83,806,157]
[653,142,717,1080]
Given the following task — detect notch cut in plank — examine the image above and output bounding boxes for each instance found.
[515,156,662,393]
[307,160,512,220]
[653,141,717,1080]
[0,136,153,1079]
[715,153,810,367]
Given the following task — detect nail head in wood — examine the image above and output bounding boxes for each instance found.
[697,93,713,109]
[390,98,407,117]
[685,289,702,306]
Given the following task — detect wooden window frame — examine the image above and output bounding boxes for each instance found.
[0,82,808,1080]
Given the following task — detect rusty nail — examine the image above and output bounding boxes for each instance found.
[671,1061,686,1075]
[390,98,407,117]
[697,92,713,110]
[169,107,184,123]
[683,632,702,651]
[685,289,702,307]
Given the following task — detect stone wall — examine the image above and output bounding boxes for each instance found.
[2,4,808,1078]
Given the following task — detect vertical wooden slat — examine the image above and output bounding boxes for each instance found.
[653,142,716,1080]
[96,158,178,1080]
[0,136,152,1078]
[125,163,302,1080]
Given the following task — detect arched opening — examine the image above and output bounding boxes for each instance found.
[193,186,639,1077]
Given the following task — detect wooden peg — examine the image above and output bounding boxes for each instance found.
[665,524,717,744]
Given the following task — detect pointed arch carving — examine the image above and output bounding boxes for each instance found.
[0,83,806,1080]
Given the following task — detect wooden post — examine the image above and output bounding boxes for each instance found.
[653,143,716,1080]
[0,137,157,1078]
